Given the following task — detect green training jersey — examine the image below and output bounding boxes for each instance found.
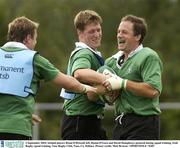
[105,47,163,116]
[63,45,104,116]
[0,45,59,137]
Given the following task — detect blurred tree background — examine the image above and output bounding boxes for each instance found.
[0,0,180,140]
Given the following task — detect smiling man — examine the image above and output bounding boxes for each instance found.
[103,15,163,140]
[60,10,108,140]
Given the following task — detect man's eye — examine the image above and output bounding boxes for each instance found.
[90,30,95,33]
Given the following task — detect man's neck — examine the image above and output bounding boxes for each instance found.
[121,44,142,59]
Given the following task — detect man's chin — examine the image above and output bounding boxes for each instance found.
[92,44,101,49]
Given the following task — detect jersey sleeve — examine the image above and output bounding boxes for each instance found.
[34,54,60,82]
[71,49,92,76]
[141,54,163,93]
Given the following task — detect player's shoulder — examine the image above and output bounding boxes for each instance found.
[73,48,94,59]
[142,47,159,57]
[33,53,51,66]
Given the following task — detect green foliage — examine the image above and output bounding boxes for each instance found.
[38,110,61,140]
[1,0,180,139]
[161,110,180,140]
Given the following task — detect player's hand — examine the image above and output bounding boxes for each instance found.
[86,85,108,102]
[96,85,108,95]
[32,114,42,126]
[103,75,127,91]
[82,84,97,93]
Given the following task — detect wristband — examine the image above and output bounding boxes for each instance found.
[122,79,127,90]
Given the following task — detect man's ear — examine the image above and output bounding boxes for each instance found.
[77,29,82,36]
[77,29,84,41]
[23,34,31,45]
[135,34,141,42]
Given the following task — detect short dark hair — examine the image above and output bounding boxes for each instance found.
[121,15,147,44]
